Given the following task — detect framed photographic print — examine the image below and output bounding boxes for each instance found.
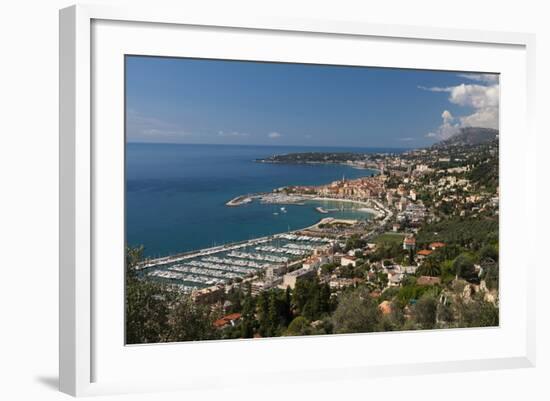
[59,4,536,396]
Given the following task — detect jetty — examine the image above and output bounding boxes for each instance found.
[226,195,253,206]
[138,227,338,293]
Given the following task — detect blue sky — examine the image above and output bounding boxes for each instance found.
[126,56,499,148]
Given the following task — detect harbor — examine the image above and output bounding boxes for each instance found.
[138,192,391,294]
[139,230,337,293]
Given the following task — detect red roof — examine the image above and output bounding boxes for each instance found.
[417,249,433,256]
[429,242,446,249]
[213,313,242,328]
[378,301,392,315]
[224,313,242,320]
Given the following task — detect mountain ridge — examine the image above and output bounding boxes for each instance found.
[433,127,499,149]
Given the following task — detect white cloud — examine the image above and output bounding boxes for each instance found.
[427,110,461,140]
[420,78,499,140]
[268,132,282,139]
[456,73,499,84]
[218,131,249,138]
[442,110,453,123]
[459,107,499,129]
[417,85,451,93]
[447,84,499,109]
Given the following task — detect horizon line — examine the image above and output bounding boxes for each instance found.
[125,141,416,151]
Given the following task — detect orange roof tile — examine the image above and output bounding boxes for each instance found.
[417,249,433,256]
[378,300,392,315]
[213,313,242,328]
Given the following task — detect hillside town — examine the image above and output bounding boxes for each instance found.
[126,128,500,344]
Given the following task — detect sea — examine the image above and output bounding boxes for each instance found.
[126,143,403,258]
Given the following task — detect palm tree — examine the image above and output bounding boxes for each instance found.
[418,258,441,277]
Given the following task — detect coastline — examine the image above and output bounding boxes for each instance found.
[140,195,389,269]
[310,196,385,218]
[256,159,381,174]
[142,190,392,271]
[139,193,393,295]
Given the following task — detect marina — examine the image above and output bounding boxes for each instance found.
[139,231,339,292]
[135,193,390,295]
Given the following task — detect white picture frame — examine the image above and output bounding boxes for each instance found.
[59,4,536,397]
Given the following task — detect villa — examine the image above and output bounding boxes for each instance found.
[340,255,358,267]
[403,235,416,250]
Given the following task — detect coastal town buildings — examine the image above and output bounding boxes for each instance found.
[403,235,416,251]
[281,267,316,289]
[132,134,499,341]
[340,255,358,267]
[316,175,386,201]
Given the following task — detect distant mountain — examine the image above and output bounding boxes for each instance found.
[433,127,499,148]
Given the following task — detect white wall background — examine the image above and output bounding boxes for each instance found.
[0,0,547,399]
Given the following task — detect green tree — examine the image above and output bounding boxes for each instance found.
[292,279,308,314]
[267,291,280,336]
[292,277,325,320]
[240,283,255,338]
[125,246,172,344]
[320,262,337,275]
[479,244,498,262]
[414,293,438,329]
[376,271,388,289]
[286,316,310,336]
[482,264,499,291]
[455,294,499,328]
[284,286,293,325]
[126,245,144,278]
[319,282,332,314]
[437,300,454,325]
[169,297,218,342]
[332,287,381,334]
[125,278,172,344]
[440,260,456,284]
[345,234,366,252]
[225,287,243,314]
[453,254,478,282]
[379,302,405,331]
[440,244,462,261]
[416,257,441,277]
[256,291,269,337]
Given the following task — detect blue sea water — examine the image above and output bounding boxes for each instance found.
[126,143,401,257]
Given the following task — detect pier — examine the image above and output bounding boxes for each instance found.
[226,194,254,206]
[138,228,338,293]
[137,194,390,294]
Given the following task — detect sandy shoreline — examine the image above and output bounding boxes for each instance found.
[310,196,384,217]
